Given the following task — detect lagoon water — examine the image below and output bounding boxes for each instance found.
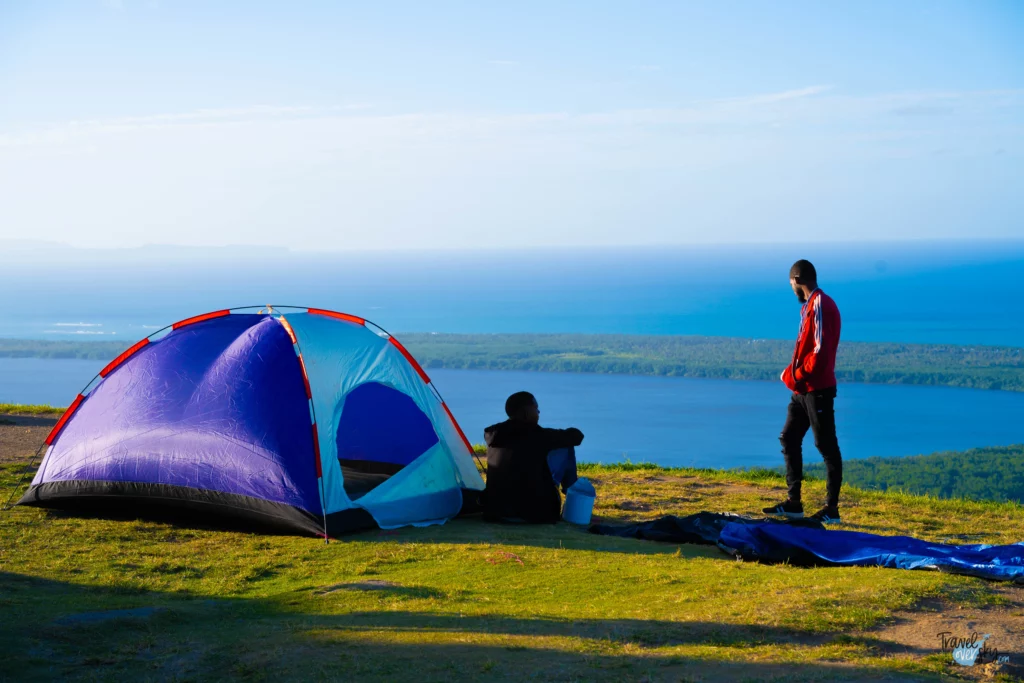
[4,358,1023,468]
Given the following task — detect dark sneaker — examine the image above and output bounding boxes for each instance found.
[810,506,841,524]
[762,499,804,518]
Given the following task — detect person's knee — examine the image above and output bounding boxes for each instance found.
[780,430,802,453]
[814,442,841,463]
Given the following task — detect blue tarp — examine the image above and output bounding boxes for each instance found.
[718,522,1024,583]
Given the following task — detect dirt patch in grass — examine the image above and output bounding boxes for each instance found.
[316,580,401,594]
[590,471,789,525]
[615,500,653,512]
[0,413,56,465]
[596,472,782,498]
[857,587,1024,680]
[672,474,781,498]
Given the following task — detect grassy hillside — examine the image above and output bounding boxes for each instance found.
[4,333,1024,391]
[1,418,1022,681]
[807,445,1024,504]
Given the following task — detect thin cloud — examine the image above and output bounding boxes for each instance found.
[80,103,371,128]
[2,87,1020,152]
[0,104,374,147]
[43,329,117,335]
[722,85,834,106]
[892,103,955,117]
[578,85,833,125]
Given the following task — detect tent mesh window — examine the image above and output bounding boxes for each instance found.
[335,382,440,499]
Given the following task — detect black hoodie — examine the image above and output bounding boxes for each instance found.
[483,420,584,523]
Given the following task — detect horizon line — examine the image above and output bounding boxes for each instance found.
[3,235,1024,255]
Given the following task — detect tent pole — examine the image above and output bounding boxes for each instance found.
[277,312,331,543]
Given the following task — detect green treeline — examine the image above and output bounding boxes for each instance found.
[400,334,1024,392]
[0,339,128,360]
[2,333,1024,392]
[805,445,1024,504]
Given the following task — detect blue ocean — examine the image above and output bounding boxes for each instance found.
[2,240,1023,345]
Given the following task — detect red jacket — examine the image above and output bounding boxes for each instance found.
[781,288,841,393]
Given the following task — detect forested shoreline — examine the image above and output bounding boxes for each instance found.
[805,445,1024,504]
[3,333,1023,391]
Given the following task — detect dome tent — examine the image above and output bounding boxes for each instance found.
[18,306,485,536]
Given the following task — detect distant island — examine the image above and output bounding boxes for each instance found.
[3,333,1023,392]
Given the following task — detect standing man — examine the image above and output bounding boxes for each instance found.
[764,260,843,523]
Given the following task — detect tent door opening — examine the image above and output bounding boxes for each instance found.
[335,382,440,499]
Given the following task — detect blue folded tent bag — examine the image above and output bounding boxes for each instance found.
[718,522,1024,583]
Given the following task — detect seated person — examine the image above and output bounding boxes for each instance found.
[483,391,585,523]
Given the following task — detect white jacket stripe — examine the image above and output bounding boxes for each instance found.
[813,295,823,354]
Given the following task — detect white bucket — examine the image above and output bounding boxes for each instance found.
[562,477,596,525]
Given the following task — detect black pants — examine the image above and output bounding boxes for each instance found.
[780,387,842,507]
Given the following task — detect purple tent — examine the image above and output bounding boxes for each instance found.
[18,307,485,535]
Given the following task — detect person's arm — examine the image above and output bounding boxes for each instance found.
[539,427,584,452]
[780,365,798,391]
[794,296,828,383]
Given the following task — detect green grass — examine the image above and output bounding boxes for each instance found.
[0,403,64,415]
[2,451,1022,682]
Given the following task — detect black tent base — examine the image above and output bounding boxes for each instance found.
[17,481,483,537]
[18,481,329,535]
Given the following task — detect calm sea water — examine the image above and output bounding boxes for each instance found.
[2,241,1024,346]
[4,358,1022,468]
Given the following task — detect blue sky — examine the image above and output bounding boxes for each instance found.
[0,1,1021,250]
